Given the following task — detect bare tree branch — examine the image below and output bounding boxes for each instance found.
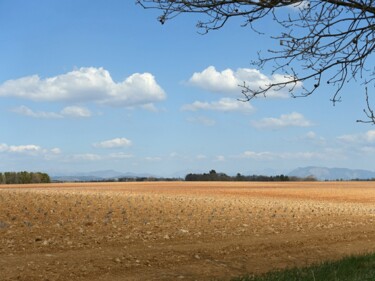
[137,0,375,124]
[357,88,375,123]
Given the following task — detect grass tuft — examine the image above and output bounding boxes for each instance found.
[233,252,375,281]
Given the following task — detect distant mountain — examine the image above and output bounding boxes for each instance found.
[288,166,375,181]
[77,170,126,179]
[51,170,156,182]
[51,175,103,182]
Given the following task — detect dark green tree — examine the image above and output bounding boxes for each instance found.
[0,171,51,184]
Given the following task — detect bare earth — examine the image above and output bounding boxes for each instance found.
[1,181,375,281]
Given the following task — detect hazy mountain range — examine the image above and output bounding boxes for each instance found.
[288,166,375,181]
[51,167,375,182]
[51,170,156,182]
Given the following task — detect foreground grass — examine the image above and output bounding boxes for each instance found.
[233,252,375,281]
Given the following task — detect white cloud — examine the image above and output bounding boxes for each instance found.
[241,151,275,160]
[109,152,133,159]
[13,105,92,118]
[145,156,162,161]
[71,154,102,161]
[182,98,254,113]
[8,144,41,154]
[240,150,325,160]
[305,131,317,139]
[337,130,375,144]
[60,106,92,118]
[251,112,313,129]
[0,143,61,156]
[188,66,301,97]
[189,66,238,93]
[301,131,326,145]
[169,152,179,158]
[359,146,375,154]
[93,138,132,149]
[186,116,216,126]
[337,134,358,143]
[365,130,375,142]
[140,103,160,112]
[215,155,226,162]
[290,1,310,10]
[196,154,207,160]
[0,67,166,107]
[12,105,63,119]
[64,152,134,163]
[50,148,62,154]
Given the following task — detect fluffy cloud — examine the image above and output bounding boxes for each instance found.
[140,103,160,112]
[0,67,166,107]
[251,112,313,129]
[215,155,226,162]
[338,130,375,144]
[240,150,324,160]
[60,106,92,118]
[63,152,134,163]
[241,151,274,160]
[13,105,92,118]
[182,98,254,113]
[301,131,326,145]
[365,130,375,142]
[196,154,207,160]
[186,116,216,126]
[93,138,132,149]
[188,66,301,97]
[50,148,62,154]
[145,156,162,162]
[305,131,317,139]
[109,152,133,159]
[0,143,61,156]
[71,154,102,161]
[2,144,41,154]
[290,1,310,10]
[12,106,62,119]
[189,66,238,93]
[358,146,375,154]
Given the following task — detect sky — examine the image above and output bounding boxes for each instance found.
[1,0,375,177]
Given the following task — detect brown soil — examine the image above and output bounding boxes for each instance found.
[1,181,375,281]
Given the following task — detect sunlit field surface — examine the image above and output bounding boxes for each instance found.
[1,181,375,281]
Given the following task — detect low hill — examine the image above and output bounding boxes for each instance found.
[288,166,375,181]
[51,170,155,182]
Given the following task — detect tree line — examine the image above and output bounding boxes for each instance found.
[0,171,51,184]
[185,170,316,182]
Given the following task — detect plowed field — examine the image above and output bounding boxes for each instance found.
[1,181,375,280]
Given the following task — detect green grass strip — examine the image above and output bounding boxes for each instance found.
[232,252,375,281]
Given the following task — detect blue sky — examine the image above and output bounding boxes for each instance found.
[1,0,374,177]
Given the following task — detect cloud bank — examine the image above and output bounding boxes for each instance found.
[93,138,132,149]
[186,116,216,126]
[182,98,254,113]
[338,130,375,144]
[13,105,92,118]
[188,66,301,97]
[0,67,166,107]
[251,112,313,129]
[0,143,61,156]
[240,150,325,161]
